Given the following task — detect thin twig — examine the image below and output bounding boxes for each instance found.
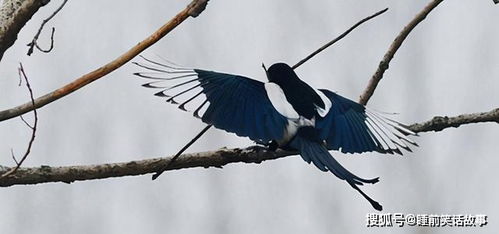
[27,0,68,56]
[10,149,18,165]
[0,0,209,123]
[1,107,498,187]
[19,115,34,129]
[0,0,51,61]
[358,0,443,105]
[34,27,55,53]
[151,9,388,180]
[292,8,388,69]
[152,124,212,180]
[0,63,38,178]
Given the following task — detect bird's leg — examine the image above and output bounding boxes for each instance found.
[267,140,279,151]
[249,140,279,152]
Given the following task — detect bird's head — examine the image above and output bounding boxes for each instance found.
[265,63,299,85]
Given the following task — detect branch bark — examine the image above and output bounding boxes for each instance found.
[1,108,498,187]
[0,0,51,61]
[358,0,443,105]
[0,147,292,187]
[408,108,499,133]
[0,0,209,122]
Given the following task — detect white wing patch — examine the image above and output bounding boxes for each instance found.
[264,82,300,119]
[314,88,332,117]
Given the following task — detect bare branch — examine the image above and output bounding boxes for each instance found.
[0,0,51,61]
[408,108,499,133]
[1,63,38,178]
[0,0,209,122]
[187,0,209,17]
[31,26,55,54]
[292,8,388,70]
[1,108,498,187]
[26,0,67,56]
[19,115,34,129]
[0,146,293,187]
[358,0,443,105]
[152,124,212,180]
[10,149,18,165]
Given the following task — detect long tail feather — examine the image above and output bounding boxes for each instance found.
[289,128,382,210]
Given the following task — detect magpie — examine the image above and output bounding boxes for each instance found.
[134,57,417,211]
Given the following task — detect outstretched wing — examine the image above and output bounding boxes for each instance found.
[134,56,288,143]
[316,90,417,155]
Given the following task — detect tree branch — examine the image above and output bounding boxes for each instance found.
[26,0,68,56]
[358,0,443,105]
[0,63,38,178]
[292,8,388,70]
[0,0,209,122]
[0,0,51,61]
[1,108,498,187]
[0,147,292,187]
[408,108,499,133]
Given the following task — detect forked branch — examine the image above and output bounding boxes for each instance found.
[0,63,38,179]
[0,0,51,61]
[26,0,68,56]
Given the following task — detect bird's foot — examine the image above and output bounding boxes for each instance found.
[267,140,279,151]
[250,140,279,152]
[245,145,267,153]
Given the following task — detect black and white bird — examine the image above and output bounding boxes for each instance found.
[134,57,417,211]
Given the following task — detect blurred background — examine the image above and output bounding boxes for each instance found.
[0,0,498,233]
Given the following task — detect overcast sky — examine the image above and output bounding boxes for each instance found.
[1,0,498,233]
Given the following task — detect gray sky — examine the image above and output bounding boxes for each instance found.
[1,0,498,233]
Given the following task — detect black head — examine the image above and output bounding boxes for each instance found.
[266,63,300,85]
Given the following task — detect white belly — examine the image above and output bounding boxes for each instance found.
[278,117,316,145]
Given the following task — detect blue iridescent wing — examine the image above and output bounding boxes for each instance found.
[316,89,417,154]
[134,57,288,143]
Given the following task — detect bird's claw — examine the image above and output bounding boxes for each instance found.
[250,140,279,152]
